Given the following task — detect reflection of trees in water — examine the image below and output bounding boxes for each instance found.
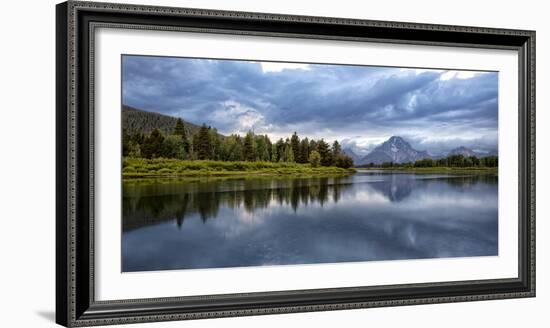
[444,174,497,187]
[123,174,497,231]
[123,177,352,232]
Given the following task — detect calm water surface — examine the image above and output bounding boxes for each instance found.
[122,171,498,272]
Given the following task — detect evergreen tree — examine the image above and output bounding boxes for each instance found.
[174,118,186,136]
[244,131,256,161]
[290,132,300,162]
[173,118,190,154]
[141,128,165,159]
[195,124,212,160]
[332,140,342,159]
[298,138,309,163]
[275,138,285,162]
[316,139,332,166]
[122,129,131,157]
[265,135,273,162]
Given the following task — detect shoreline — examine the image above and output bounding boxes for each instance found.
[356,167,498,174]
[122,158,356,179]
[123,169,356,179]
[122,158,497,180]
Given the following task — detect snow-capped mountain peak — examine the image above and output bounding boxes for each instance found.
[359,136,430,165]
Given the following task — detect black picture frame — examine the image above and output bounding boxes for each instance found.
[56,1,536,326]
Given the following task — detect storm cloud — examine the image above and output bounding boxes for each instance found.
[122,55,498,155]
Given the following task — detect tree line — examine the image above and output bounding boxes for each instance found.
[360,154,498,168]
[122,119,354,168]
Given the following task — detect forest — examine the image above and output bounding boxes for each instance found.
[359,154,498,170]
[123,118,355,169]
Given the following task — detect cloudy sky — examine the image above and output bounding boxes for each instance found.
[122,55,498,155]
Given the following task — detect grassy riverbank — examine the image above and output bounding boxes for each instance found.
[123,158,356,179]
[358,166,498,174]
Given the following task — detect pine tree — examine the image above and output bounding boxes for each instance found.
[332,140,342,157]
[122,129,131,156]
[244,131,256,161]
[316,139,332,166]
[174,118,186,136]
[276,138,285,162]
[298,138,309,163]
[141,128,164,159]
[196,124,212,160]
[265,135,273,162]
[174,118,190,154]
[290,132,300,162]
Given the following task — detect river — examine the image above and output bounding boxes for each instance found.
[122,170,498,272]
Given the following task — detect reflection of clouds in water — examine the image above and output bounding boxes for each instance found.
[346,189,391,205]
[402,192,496,213]
[122,174,498,272]
[339,183,496,219]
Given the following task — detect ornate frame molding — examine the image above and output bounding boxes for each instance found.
[56,1,535,326]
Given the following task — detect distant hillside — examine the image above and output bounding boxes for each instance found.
[122,105,202,136]
[448,146,498,158]
[448,146,477,158]
[342,148,361,164]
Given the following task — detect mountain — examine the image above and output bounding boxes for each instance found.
[122,105,202,136]
[448,146,477,157]
[359,136,430,165]
[448,146,497,158]
[342,148,361,164]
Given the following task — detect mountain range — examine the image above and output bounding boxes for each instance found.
[353,136,497,165]
[447,146,497,158]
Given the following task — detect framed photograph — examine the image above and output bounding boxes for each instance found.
[56,1,535,326]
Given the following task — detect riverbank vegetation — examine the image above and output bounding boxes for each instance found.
[359,166,498,174]
[358,154,498,170]
[123,158,355,178]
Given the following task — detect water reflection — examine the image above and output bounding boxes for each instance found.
[122,172,498,272]
[123,176,357,231]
